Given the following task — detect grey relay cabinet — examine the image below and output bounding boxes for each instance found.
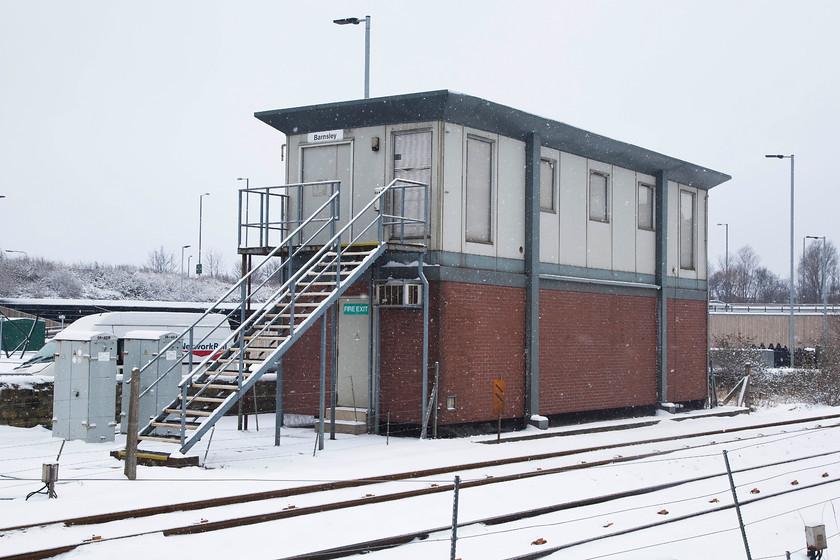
[52,330,118,443]
[120,330,181,435]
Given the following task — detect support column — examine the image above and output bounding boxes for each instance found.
[524,132,541,425]
[655,170,669,405]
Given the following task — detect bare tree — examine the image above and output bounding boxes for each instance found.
[798,240,838,303]
[145,246,176,273]
[710,245,786,304]
[204,248,226,279]
[753,267,788,303]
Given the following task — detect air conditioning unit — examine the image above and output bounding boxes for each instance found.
[376,283,422,307]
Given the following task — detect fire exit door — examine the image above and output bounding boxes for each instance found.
[336,296,371,408]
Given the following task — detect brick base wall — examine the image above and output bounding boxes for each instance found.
[539,290,658,414]
[435,282,526,424]
[667,299,708,402]
[275,280,708,426]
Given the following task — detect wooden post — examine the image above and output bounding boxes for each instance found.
[124,367,140,480]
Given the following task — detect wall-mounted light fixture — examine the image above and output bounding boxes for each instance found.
[446,395,457,411]
[371,136,380,152]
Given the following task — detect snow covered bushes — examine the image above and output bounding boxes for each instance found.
[0,253,235,302]
[711,330,840,407]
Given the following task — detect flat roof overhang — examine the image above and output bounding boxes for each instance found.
[255,90,730,191]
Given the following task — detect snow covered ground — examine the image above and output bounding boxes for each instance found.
[2,405,839,559]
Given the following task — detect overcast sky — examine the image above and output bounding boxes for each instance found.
[1,1,837,279]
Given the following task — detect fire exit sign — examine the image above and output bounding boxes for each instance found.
[343,303,369,315]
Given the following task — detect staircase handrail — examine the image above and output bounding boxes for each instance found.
[137,185,341,400]
[178,178,428,404]
[140,177,428,450]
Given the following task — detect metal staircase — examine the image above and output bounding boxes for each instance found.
[135,178,427,454]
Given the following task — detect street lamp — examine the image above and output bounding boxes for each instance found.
[5,250,27,257]
[805,235,828,345]
[333,15,370,99]
[766,154,795,367]
[717,223,729,302]
[237,177,249,189]
[180,244,191,300]
[198,192,210,275]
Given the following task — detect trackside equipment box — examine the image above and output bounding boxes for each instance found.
[120,330,181,435]
[52,331,118,443]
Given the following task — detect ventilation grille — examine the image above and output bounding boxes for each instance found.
[376,283,422,307]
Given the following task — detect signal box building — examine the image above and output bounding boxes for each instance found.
[251,90,730,432]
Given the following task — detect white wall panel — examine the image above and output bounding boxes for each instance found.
[587,160,612,271]
[498,136,526,260]
[612,167,636,272]
[559,153,587,267]
[441,124,463,254]
[635,172,657,275]
[350,126,385,243]
[540,147,560,265]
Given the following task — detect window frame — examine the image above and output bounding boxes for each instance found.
[679,189,696,270]
[465,134,495,245]
[539,158,557,213]
[588,170,610,223]
[637,181,655,231]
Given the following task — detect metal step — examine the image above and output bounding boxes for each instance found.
[153,422,199,430]
[137,435,181,444]
[178,395,225,404]
[191,383,239,391]
[165,408,212,417]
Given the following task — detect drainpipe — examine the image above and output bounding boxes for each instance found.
[655,170,669,405]
[524,132,541,424]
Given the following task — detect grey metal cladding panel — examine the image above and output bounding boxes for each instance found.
[256,90,731,191]
[255,90,450,134]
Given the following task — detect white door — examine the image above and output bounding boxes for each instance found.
[300,143,352,244]
[336,297,370,408]
[392,130,431,240]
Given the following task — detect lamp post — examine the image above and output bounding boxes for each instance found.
[5,250,27,258]
[766,154,795,367]
[180,244,191,299]
[805,235,828,345]
[717,223,729,302]
[198,192,210,275]
[333,15,370,99]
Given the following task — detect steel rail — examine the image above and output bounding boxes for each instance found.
[4,415,840,560]
[273,449,840,560]
[8,412,840,533]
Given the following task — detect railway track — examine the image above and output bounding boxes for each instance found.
[3,413,840,560]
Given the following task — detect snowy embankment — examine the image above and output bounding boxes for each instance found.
[1,405,839,559]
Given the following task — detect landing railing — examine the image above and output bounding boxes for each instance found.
[238,181,340,251]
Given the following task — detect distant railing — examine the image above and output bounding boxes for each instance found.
[709,302,840,314]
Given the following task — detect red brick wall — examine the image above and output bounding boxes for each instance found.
[378,306,427,423]
[539,290,658,414]
[280,316,332,416]
[435,282,526,424]
[666,299,708,402]
[277,279,707,423]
